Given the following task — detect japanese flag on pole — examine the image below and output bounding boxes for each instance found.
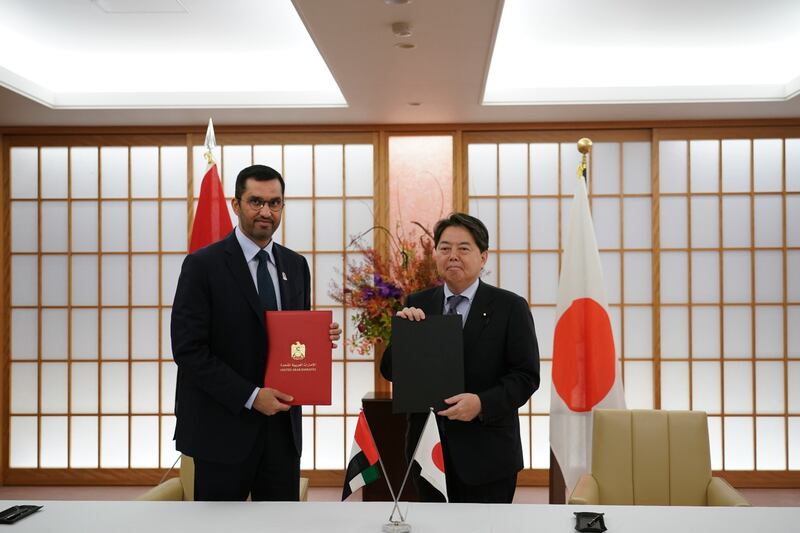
[189,119,232,253]
[549,173,625,493]
[413,410,448,502]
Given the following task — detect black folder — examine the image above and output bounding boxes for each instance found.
[390,315,464,413]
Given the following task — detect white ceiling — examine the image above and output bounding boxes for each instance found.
[1,0,799,127]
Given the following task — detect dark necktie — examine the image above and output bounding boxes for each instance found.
[256,250,278,311]
[445,294,467,324]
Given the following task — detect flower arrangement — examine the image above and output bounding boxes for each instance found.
[330,223,441,355]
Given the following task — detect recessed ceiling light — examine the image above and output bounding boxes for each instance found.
[384,0,412,5]
[394,42,416,49]
[392,22,412,38]
[408,102,421,106]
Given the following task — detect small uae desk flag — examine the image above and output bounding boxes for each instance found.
[549,138,626,494]
[189,118,232,253]
[342,411,382,500]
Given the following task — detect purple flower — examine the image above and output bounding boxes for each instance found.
[374,275,402,299]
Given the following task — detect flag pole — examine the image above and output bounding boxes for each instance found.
[387,407,434,524]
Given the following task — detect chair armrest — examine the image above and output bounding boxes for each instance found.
[568,474,600,505]
[706,477,750,507]
[299,477,309,502]
[136,477,185,501]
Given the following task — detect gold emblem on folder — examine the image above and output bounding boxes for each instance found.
[290,341,306,360]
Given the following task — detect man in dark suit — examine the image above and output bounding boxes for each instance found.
[380,212,539,503]
[171,164,341,501]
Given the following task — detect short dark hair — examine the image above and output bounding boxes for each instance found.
[235,164,285,199]
[433,212,489,253]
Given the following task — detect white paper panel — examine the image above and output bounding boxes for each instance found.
[622,142,651,194]
[70,201,99,251]
[100,416,128,467]
[624,252,651,304]
[529,143,559,195]
[786,138,800,191]
[722,196,751,248]
[161,254,184,306]
[722,251,751,303]
[591,197,620,249]
[40,416,68,467]
[754,251,783,302]
[329,307,344,361]
[344,144,374,196]
[534,307,556,359]
[314,361,343,414]
[788,196,800,247]
[789,252,800,302]
[284,145,313,197]
[344,199,373,246]
[314,254,340,308]
[314,145,343,197]
[530,251,559,304]
[300,416,314,469]
[692,362,721,414]
[756,417,786,470]
[468,144,497,196]
[789,363,800,412]
[659,196,687,248]
[41,201,68,252]
[314,199,342,251]
[753,139,782,192]
[41,309,68,359]
[10,417,37,467]
[723,306,751,359]
[559,197,572,244]
[71,416,99,467]
[72,255,98,306]
[499,198,528,249]
[11,363,37,413]
[131,309,159,359]
[499,253,528,299]
[559,143,583,195]
[42,254,68,305]
[161,361,177,414]
[623,361,653,409]
[721,139,751,192]
[41,147,68,198]
[161,415,179,468]
[530,198,558,250]
[608,306,622,359]
[101,363,129,413]
[708,416,723,470]
[11,255,37,306]
[724,362,753,413]
[72,309,98,359]
[660,306,688,359]
[10,147,38,199]
[755,306,783,358]
[481,253,497,289]
[755,361,784,414]
[590,143,620,194]
[660,252,688,303]
[101,255,128,305]
[11,309,37,360]
[283,199,313,251]
[690,140,719,193]
[41,362,68,413]
[131,201,158,251]
[690,196,719,247]
[691,251,720,303]
[100,147,128,198]
[131,416,159,467]
[130,147,159,198]
[754,196,783,247]
[692,306,721,358]
[131,363,158,413]
[192,146,222,197]
[161,201,187,252]
[315,416,344,469]
[344,361,372,415]
[623,198,651,248]
[468,198,497,249]
[101,309,128,359]
[519,415,531,468]
[623,307,651,358]
[253,145,283,173]
[100,201,128,251]
[599,252,620,304]
[659,141,688,193]
[71,147,99,199]
[499,143,527,195]
[132,255,159,305]
[72,362,98,413]
[724,417,754,470]
[11,201,38,253]
[161,309,172,358]
[222,146,253,198]
[160,146,187,197]
[531,416,550,468]
[660,362,689,410]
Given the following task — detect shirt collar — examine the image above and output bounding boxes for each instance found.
[443,277,480,302]
[235,225,275,264]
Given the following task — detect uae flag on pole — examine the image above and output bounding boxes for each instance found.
[342,411,382,500]
[412,410,448,502]
[549,171,626,493]
[189,118,232,253]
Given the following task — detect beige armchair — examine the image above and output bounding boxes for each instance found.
[569,409,749,506]
[137,455,309,502]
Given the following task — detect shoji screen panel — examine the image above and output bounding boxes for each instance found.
[656,129,800,475]
[464,131,653,474]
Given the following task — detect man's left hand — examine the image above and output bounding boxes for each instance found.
[329,322,342,348]
[438,393,481,422]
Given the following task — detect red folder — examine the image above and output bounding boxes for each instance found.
[264,310,332,405]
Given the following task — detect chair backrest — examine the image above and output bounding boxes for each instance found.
[591,409,712,505]
[180,455,195,501]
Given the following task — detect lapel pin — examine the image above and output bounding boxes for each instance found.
[282,272,288,281]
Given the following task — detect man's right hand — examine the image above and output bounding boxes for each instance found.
[253,387,293,415]
[396,307,426,321]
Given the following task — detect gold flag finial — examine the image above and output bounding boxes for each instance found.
[576,137,592,180]
[204,118,216,165]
